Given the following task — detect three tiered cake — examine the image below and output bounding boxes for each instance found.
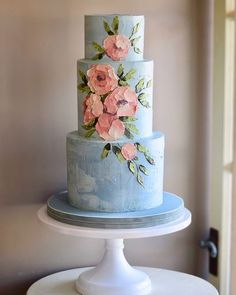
[47,15,184,228]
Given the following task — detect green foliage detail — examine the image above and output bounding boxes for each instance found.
[92,52,105,60]
[79,70,87,84]
[92,42,105,53]
[138,93,151,108]
[146,80,152,88]
[134,47,142,54]
[135,142,147,153]
[135,78,145,93]
[112,146,125,163]
[101,143,111,159]
[139,164,148,175]
[85,128,96,138]
[123,69,136,81]
[118,80,129,86]
[82,118,96,130]
[128,161,136,175]
[78,83,90,94]
[117,64,124,78]
[120,116,137,122]
[144,153,155,165]
[130,36,141,46]
[124,123,140,135]
[130,22,141,38]
[103,20,114,35]
[137,173,144,187]
[112,16,119,34]
[124,129,134,140]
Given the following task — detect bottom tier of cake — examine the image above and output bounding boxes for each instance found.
[67,131,164,213]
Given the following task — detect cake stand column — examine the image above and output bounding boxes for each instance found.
[75,238,151,295]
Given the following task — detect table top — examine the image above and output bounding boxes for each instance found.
[27,267,218,295]
[38,206,191,239]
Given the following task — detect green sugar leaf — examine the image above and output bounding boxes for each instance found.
[146,80,152,88]
[92,52,105,60]
[125,123,140,135]
[92,41,105,53]
[120,116,137,122]
[124,128,134,140]
[118,80,129,86]
[135,78,145,93]
[112,16,119,34]
[131,22,141,37]
[103,20,114,35]
[135,142,147,153]
[82,118,96,130]
[145,153,155,165]
[134,47,142,54]
[85,128,96,138]
[78,83,91,94]
[128,161,136,175]
[137,173,144,187]
[79,70,87,84]
[123,69,136,81]
[139,164,148,175]
[117,64,124,78]
[138,93,151,108]
[130,36,141,47]
[101,143,111,159]
[112,146,125,163]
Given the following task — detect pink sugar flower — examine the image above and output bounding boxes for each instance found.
[121,143,137,160]
[87,64,118,95]
[83,93,103,124]
[104,86,138,117]
[103,35,131,61]
[95,113,125,141]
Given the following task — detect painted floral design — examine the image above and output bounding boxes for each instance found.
[104,86,138,117]
[78,62,154,185]
[100,141,155,187]
[78,63,152,139]
[83,94,103,124]
[91,16,142,61]
[87,64,118,95]
[95,114,125,141]
[103,35,131,61]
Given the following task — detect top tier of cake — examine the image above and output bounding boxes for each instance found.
[85,15,145,61]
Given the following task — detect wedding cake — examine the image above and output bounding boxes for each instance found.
[47,15,184,228]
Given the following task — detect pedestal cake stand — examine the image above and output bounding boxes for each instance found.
[33,205,208,295]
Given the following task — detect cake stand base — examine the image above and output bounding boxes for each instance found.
[76,239,151,295]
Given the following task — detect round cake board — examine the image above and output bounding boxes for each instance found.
[47,191,184,229]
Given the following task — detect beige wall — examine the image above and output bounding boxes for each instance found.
[0,0,210,294]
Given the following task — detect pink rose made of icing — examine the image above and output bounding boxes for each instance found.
[104,86,138,117]
[83,93,103,124]
[103,35,131,61]
[95,113,125,141]
[87,64,118,95]
[121,143,137,160]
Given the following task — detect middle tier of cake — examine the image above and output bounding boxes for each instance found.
[77,59,154,141]
[67,131,164,213]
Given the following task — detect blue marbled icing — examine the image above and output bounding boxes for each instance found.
[77,59,153,140]
[85,15,144,61]
[67,131,164,212]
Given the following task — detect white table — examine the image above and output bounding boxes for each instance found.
[27,267,219,295]
[27,206,218,295]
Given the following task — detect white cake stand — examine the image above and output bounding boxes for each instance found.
[36,206,192,295]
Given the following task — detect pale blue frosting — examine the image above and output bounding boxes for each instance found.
[77,59,153,140]
[67,131,164,212]
[85,15,144,61]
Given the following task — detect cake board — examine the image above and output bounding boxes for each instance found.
[37,205,191,295]
[47,191,184,229]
